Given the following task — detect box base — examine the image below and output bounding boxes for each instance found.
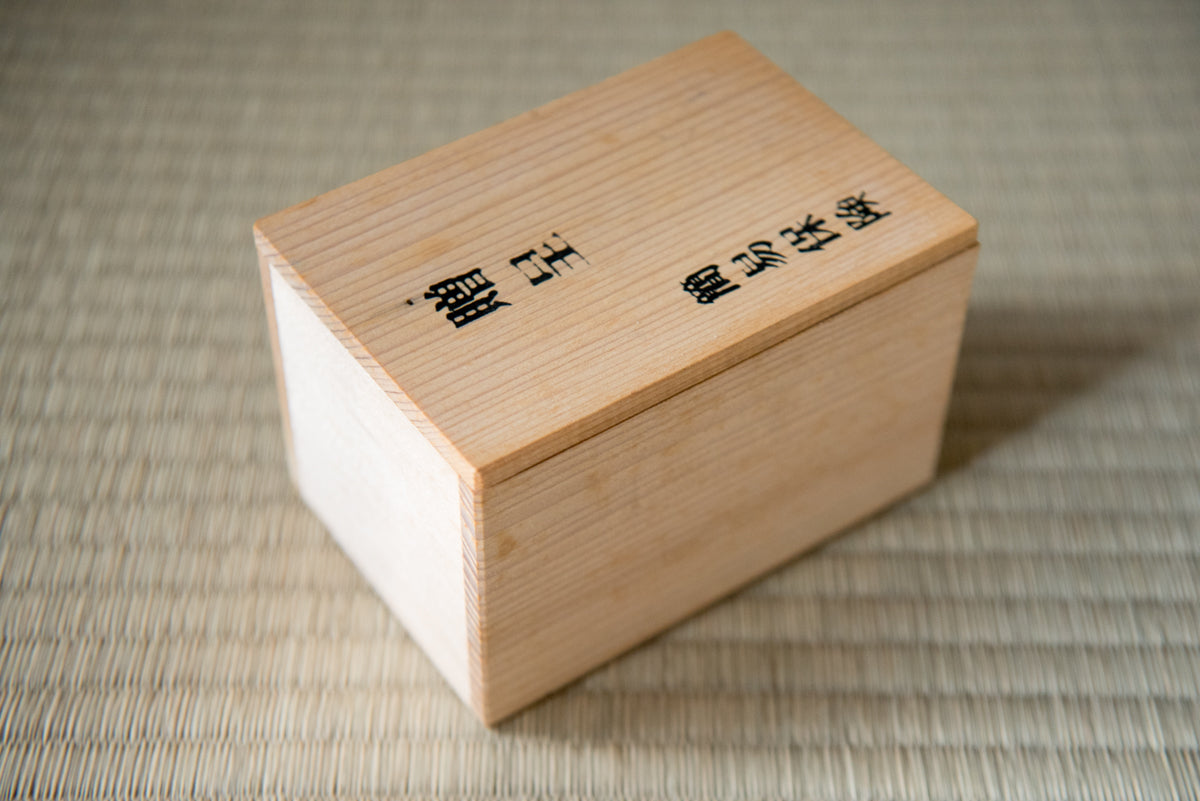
[266,244,977,724]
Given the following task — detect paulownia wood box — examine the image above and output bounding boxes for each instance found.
[254,32,979,724]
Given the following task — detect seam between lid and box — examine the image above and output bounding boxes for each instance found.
[257,222,977,489]
[472,226,979,487]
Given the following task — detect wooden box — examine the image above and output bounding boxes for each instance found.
[253,32,978,724]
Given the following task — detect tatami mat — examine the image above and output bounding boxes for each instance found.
[2,0,1198,797]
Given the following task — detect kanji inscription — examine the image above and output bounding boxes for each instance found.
[681,192,892,305]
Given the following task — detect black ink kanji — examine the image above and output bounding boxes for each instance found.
[731,240,787,276]
[682,265,740,304]
[509,233,589,286]
[836,192,891,230]
[780,214,841,252]
[509,249,554,286]
[538,233,588,274]
[424,268,511,328]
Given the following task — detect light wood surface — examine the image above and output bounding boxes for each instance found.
[270,265,472,705]
[475,246,977,722]
[264,245,976,722]
[254,31,980,724]
[254,30,977,485]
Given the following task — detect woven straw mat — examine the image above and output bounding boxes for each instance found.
[2,0,1198,797]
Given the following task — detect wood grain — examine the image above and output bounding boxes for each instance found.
[254,31,980,724]
[255,30,977,484]
[270,264,472,706]
[472,245,977,722]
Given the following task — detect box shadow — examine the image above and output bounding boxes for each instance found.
[936,300,1174,473]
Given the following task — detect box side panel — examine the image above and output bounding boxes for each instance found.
[269,266,473,707]
[476,245,978,722]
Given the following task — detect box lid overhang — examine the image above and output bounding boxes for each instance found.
[255,31,978,486]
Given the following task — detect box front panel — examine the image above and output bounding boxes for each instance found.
[476,246,977,722]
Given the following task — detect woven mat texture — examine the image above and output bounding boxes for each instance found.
[2,0,1199,797]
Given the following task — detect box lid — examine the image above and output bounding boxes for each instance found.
[255,31,978,486]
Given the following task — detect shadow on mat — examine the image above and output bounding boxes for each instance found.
[936,300,1176,473]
